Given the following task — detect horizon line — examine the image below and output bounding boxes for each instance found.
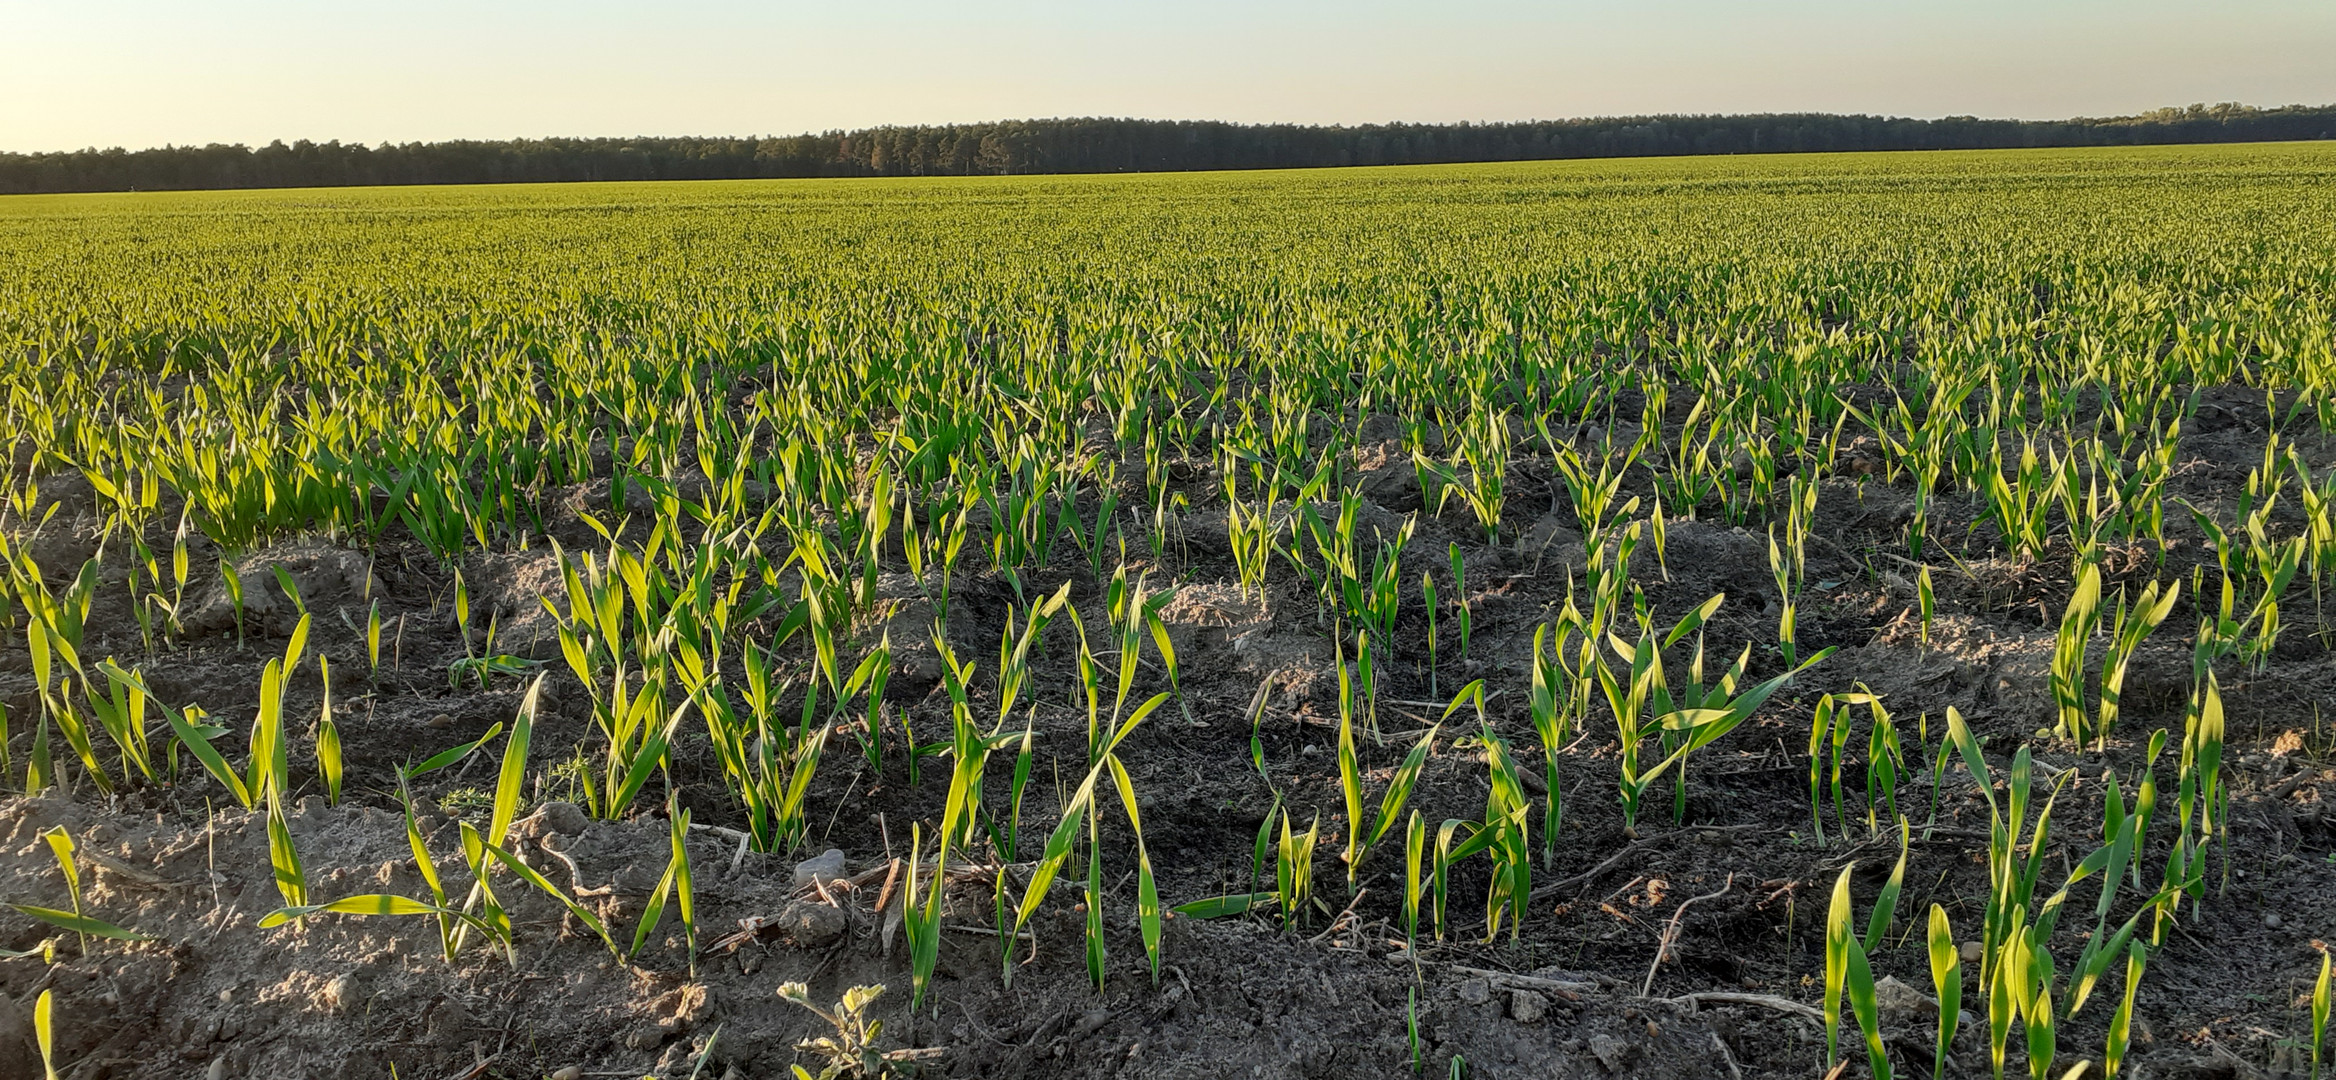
[9,100,2327,158]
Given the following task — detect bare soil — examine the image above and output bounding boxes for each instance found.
[5,397,2336,1080]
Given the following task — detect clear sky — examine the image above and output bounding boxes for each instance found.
[4,0,2333,153]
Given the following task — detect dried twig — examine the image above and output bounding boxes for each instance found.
[1442,965,1594,997]
[1641,873,1734,997]
[871,857,903,914]
[534,839,612,898]
[1529,824,1755,901]
[1308,888,1369,945]
[1709,1030,1744,1080]
[945,924,1035,942]
[1669,991,1823,1022]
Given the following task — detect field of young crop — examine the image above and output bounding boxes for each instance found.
[4,141,2336,1079]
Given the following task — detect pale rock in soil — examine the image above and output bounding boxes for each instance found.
[1510,989,1549,1024]
[773,899,848,947]
[792,848,848,888]
[518,800,590,840]
[1587,1032,1634,1072]
[1872,975,1935,1024]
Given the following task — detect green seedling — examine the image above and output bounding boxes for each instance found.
[2314,949,2331,1080]
[10,826,153,948]
[1277,808,1320,932]
[36,988,57,1080]
[1931,905,1962,1080]
[1823,863,1890,1079]
[315,656,342,805]
[2105,940,2146,1079]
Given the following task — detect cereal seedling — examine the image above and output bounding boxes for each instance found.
[1409,986,1423,1072]
[1097,752,1170,982]
[1527,623,1571,860]
[35,988,57,1080]
[1422,571,1440,696]
[1276,808,1319,931]
[631,793,698,975]
[264,790,308,908]
[1917,564,1937,651]
[315,656,342,805]
[366,598,383,676]
[1448,544,1472,658]
[2095,579,2178,749]
[10,826,153,948]
[270,564,306,617]
[2104,940,2145,1078]
[1084,809,1107,989]
[2051,565,2103,745]
[2313,949,2331,1080]
[1823,863,1889,1079]
[1403,810,1426,949]
[222,561,245,647]
[1930,905,1962,1080]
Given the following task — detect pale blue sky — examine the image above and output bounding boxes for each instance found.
[3,1,2332,152]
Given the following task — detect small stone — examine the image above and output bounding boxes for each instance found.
[551,1069,582,1080]
[427,713,453,729]
[1072,1008,1112,1038]
[1959,940,1985,964]
[537,801,590,837]
[2265,913,2284,929]
[1457,978,1492,1005]
[1873,976,1934,1024]
[1587,1033,1631,1072]
[1509,989,1548,1024]
[773,900,848,947]
[792,848,848,889]
[207,1060,227,1080]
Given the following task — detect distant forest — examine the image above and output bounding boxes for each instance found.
[4,102,2333,195]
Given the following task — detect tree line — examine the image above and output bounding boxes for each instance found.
[4,102,2331,195]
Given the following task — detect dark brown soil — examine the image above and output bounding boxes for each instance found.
[4,400,2335,1080]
